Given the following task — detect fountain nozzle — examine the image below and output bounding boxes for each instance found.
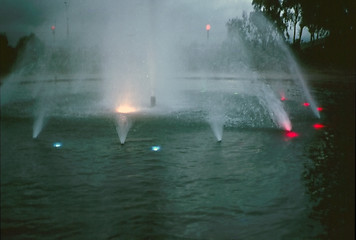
[150,96,156,107]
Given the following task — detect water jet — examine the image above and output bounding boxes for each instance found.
[115,113,133,145]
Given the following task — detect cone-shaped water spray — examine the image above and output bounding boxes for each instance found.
[115,104,137,144]
[115,114,132,145]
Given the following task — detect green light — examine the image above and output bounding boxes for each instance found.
[53,142,62,148]
[151,146,161,151]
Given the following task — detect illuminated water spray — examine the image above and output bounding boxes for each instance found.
[33,110,46,139]
[277,36,320,119]
[32,93,52,139]
[115,105,136,144]
[115,114,132,145]
[208,113,224,142]
[258,84,292,131]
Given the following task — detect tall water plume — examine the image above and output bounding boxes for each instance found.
[1,1,323,142]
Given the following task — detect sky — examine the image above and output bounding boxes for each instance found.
[0,0,253,46]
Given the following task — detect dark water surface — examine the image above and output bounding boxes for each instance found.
[1,76,354,239]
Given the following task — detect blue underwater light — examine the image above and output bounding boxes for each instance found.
[151,146,161,152]
[53,142,62,148]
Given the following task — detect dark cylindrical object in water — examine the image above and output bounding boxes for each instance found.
[150,96,156,107]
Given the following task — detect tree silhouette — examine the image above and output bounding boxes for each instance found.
[252,0,286,37]
[282,0,303,45]
[0,33,16,78]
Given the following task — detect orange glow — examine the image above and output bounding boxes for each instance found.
[115,105,137,114]
[206,24,211,31]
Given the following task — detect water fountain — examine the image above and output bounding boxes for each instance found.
[276,33,321,119]
[115,114,133,145]
[208,112,225,142]
[115,105,137,144]
[32,107,47,139]
[0,0,320,143]
[2,3,349,240]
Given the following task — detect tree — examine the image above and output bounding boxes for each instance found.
[252,0,286,38]
[13,33,45,75]
[226,11,249,42]
[0,33,16,78]
[282,0,302,45]
[299,0,326,43]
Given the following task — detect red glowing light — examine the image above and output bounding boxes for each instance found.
[317,107,323,111]
[285,131,299,138]
[280,92,286,101]
[303,102,310,107]
[313,123,325,129]
[51,25,55,30]
[206,24,211,31]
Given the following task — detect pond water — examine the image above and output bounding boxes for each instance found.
[1,75,354,239]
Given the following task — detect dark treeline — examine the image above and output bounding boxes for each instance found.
[1,0,355,79]
[0,34,16,77]
[0,32,101,82]
[183,0,355,73]
[227,0,355,70]
[0,33,46,78]
[251,0,355,45]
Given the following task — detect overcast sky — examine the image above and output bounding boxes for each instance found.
[0,0,253,46]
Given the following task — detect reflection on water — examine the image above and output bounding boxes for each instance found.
[1,77,354,239]
[1,115,318,239]
[303,79,355,239]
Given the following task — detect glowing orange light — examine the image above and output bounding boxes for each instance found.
[313,123,325,129]
[115,105,137,114]
[285,131,299,138]
[303,102,310,107]
[317,107,323,111]
[206,24,211,31]
[51,25,55,30]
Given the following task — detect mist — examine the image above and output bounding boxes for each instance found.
[1,0,253,107]
[1,0,252,46]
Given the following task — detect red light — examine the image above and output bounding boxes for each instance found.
[285,131,299,138]
[51,25,55,30]
[317,107,323,111]
[313,123,325,129]
[206,24,211,31]
[303,102,310,107]
[280,92,286,101]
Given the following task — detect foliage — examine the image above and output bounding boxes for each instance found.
[226,11,289,72]
[0,33,16,77]
[252,0,286,37]
[250,0,355,46]
[225,0,355,70]
[0,33,102,80]
[13,33,46,74]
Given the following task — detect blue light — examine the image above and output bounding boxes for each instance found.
[53,142,62,148]
[151,146,161,152]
